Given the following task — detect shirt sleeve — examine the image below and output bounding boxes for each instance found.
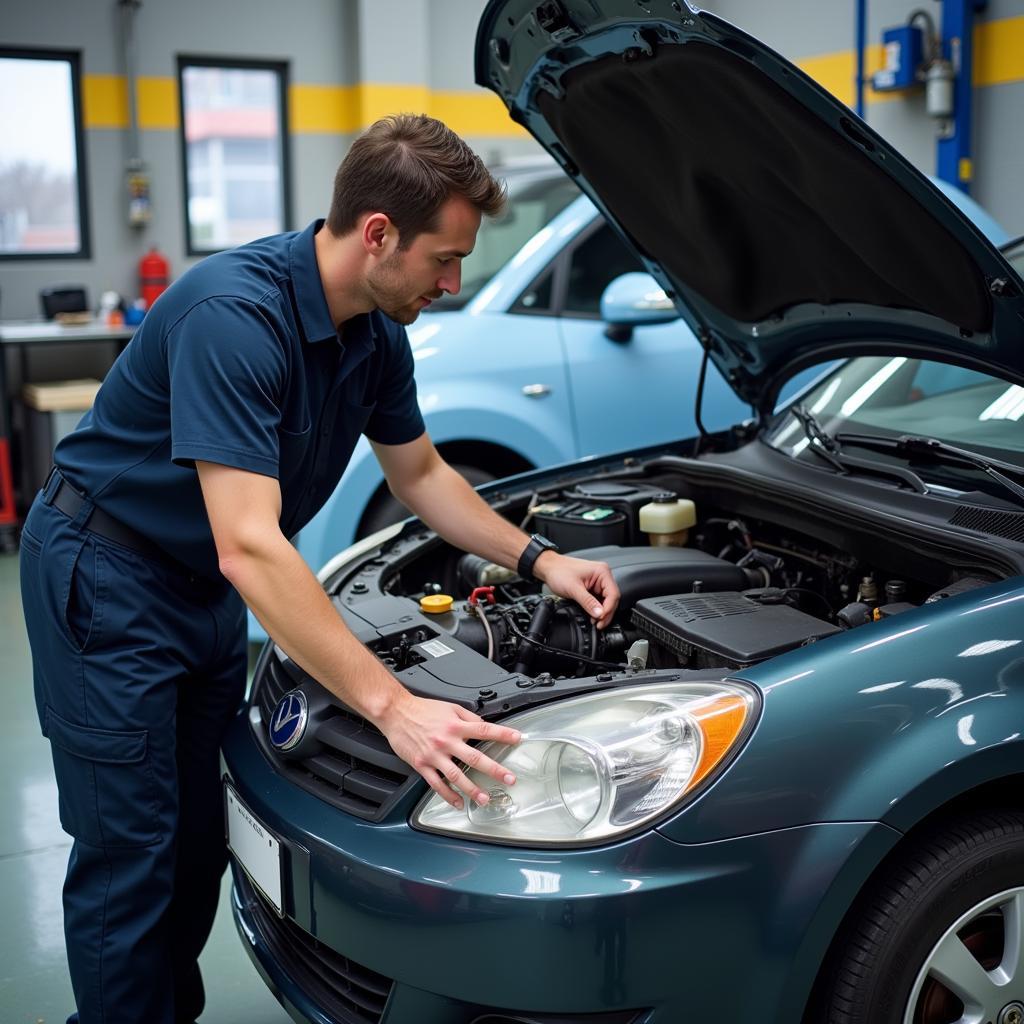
[167,297,288,477]
[363,324,426,445]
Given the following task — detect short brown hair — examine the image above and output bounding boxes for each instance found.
[326,114,506,248]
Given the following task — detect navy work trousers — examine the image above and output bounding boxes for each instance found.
[19,479,246,1024]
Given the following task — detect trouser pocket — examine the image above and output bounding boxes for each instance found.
[44,706,161,848]
[62,534,105,653]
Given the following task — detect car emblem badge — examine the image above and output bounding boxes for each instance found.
[269,689,308,752]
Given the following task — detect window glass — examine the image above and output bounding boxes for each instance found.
[0,52,86,257]
[767,356,1024,458]
[430,171,579,311]
[563,222,643,316]
[512,268,554,314]
[180,62,287,253]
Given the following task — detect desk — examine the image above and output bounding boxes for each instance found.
[0,320,135,541]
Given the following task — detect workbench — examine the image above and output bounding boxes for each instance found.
[0,320,135,545]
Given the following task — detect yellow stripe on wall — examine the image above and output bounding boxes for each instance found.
[289,83,527,138]
[289,83,360,134]
[974,15,1024,88]
[430,90,527,138]
[83,75,526,137]
[358,83,432,126]
[82,74,177,129]
[82,74,128,129]
[78,15,1024,136]
[137,76,179,130]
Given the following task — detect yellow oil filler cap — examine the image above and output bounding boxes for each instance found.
[420,594,454,614]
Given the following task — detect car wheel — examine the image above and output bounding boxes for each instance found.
[357,464,496,538]
[816,810,1024,1024]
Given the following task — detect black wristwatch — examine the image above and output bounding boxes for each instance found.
[517,533,560,581]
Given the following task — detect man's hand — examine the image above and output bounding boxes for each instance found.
[534,551,620,629]
[377,691,522,809]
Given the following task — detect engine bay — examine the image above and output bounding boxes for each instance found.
[328,465,1004,702]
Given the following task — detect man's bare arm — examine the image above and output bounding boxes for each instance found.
[195,460,519,808]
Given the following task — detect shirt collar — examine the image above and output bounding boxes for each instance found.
[288,219,338,345]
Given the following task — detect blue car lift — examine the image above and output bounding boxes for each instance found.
[855,0,986,194]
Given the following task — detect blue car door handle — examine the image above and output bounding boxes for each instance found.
[522,384,552,398]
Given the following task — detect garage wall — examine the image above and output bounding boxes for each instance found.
[0,0,538,321]
[0,0,1021,323]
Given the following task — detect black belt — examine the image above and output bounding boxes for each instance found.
[43,468,166,560]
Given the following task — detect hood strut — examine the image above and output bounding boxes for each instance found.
[692,341,711,457]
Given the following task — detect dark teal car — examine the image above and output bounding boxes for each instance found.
[221,3,1024,1022]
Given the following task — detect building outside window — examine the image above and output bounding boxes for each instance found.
[0,49,89,259]
[178,58,290,254]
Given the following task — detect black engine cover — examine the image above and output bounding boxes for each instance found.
[568,545,753,613]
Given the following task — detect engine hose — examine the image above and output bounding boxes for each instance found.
[512,597,556,675]
[476,604,495,661]
[504,610,625,673]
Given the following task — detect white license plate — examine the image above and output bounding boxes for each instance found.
[225,782,283,915]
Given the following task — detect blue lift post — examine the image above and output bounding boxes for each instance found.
[936,0,986,194]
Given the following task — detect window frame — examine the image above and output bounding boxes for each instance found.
[510,214,618,320]
[176,54,292,257]
[0,47,91,261]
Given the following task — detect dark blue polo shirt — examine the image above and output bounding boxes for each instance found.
[55,220,425,579]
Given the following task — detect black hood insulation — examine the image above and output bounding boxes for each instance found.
[536,41,991,331]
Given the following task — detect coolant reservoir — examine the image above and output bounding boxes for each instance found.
[639,496,697,547]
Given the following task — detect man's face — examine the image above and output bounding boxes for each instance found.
[366,195,481,325]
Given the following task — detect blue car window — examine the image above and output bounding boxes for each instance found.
[511,266,556,315]
[432,174,580,311]
[563,222,644,317]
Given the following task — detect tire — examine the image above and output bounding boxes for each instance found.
[356,464,496,539]
[814,810,1024,1024]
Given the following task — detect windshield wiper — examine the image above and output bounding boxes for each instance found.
[789,405,845,471]
[786,407,927,492]
[836,432,1024,508]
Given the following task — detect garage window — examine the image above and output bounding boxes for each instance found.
[0,49,90,259]
[178,57,291,255]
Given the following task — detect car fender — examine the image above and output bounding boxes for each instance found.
[657,576,1024,844]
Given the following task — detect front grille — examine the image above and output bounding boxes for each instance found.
[254,653,417,821]
[950,505,1024,543]
[237,870,393,1023]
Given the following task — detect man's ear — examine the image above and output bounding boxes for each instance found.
[361,212,392,255]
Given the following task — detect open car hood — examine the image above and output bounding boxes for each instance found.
[475,0,1024,412]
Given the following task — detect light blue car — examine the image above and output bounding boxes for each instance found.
[249,161,1006,641]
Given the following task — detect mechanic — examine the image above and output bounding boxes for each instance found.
[19,114,620,1024]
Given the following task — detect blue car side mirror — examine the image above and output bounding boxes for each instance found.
[600,272,679,341]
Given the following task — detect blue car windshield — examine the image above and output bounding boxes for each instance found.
[767,356,1024,463]
[429,169,580,310]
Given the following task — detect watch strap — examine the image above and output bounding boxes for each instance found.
[517,533,559,581]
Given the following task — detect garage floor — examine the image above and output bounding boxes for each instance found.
[1,549,289,1023]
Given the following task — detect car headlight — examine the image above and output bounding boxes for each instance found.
[412,681,757,845]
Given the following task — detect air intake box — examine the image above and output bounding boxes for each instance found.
[632,592,841,669]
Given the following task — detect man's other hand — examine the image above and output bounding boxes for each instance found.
[377,692,522,809]
[534,552,620,629]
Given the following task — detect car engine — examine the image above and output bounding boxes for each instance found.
[341,478,994,688]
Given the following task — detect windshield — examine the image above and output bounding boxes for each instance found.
[429,168,580,311]
[767,356,1024,462]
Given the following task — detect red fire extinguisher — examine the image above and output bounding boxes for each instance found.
[140,247,169,310]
